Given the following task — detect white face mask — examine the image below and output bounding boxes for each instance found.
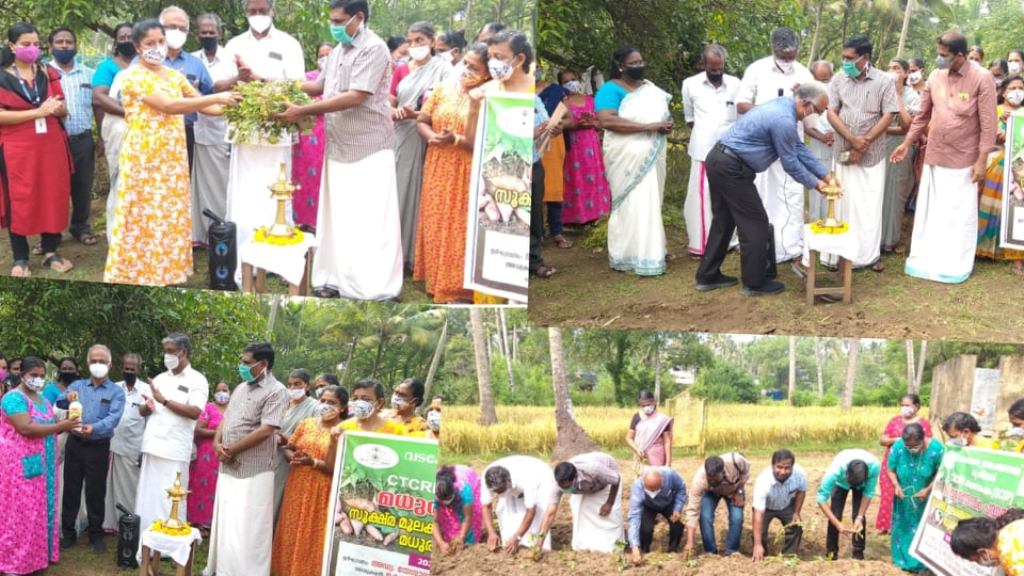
[164,352,180,371]
[900,406,915,418]
[89,363,110,380]
[643,488,660,499]
[408,45,431,62]
[214,391,230,405]
[438,50,454,64]
[1007,89,1024,106]
[142,43,168,65]
[351,399,375,420]
[776,59,795,74]
[25,377,46,392]
[949,437,967,447]
[288,388,307,401]
[642,405,656,415]
[427,411,441,431]
[1010,426,1024,439]
[563,80,582,94]
[1010,62,1022,75]
[248,14,273,34]
[317,56,327,71]
[391,394,408,409]
[907,71,922,85]
[165,29,187,50]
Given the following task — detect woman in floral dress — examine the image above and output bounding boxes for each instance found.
[104,19,238,286]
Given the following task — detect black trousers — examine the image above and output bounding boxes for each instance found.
[695,146,773,289]
[10,232,60,262]
[761,501,803,555]
[638,503,684,553]
[825,486,866,559]
[68,133,96,238]
[185,123,195,172]
[62,435,111,539]
[529,161,546,272]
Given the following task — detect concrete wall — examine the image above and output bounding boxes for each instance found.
[994,356,1024,432]
[930,355,1024,437]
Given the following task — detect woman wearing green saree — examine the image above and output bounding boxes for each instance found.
[272,369,320,526]
[887,422,944,572]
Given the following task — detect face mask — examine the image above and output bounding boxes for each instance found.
[776,59,794,74]
[13,45,40,64]
[199,37,218,53]
[391,394,408,409]
[900,406,915,418]
[488,58,514,81]
[935,54,952,70]
[214,391,230,405]
[907,71,922,85]
[315,387,325,399]
[427,411,441,431]
[116,42,136,58]
[438,50,454,64]
[408,45,431,62]
[643,488,660,499]
[318,402,337,418]
[25,376,45,392]
[908,445,923,455]
[1007,90,1024,106]
[625,66,646,81]
[642,405,655,415]
[59,371,78,384]
[317,56,327,71]
[706,72,723,83]
[842,58,861,78]
[352,399,375,420]
[1010,426,1024,439]
[248,15,273,34]
[288,388,307,401]
[562,486,578,494]
[165,29,187,50]
[142,44,168,65]
[164,353,180,371]
[563,80,582,94]
[1011,62,1022,75]
[52,48,77,65]
[124,373,138,386]
[330,16,356,45]
[440,495,456,507]
[238,363,259,383]
[460,67,482,87]
[949,437,967,447]
[89,363,110,380]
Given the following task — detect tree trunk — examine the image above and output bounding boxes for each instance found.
[339,335,358,387]
[808,0,826,64]
[842,338,859,411]
[499,308,515,392]
[471,308,498,425]
[906,340,917,394]
[421,315,449,413]
[897,0,914,57]
[915,340,928,391]
[549,327,598,461]
[267,295,281,333]
[653,334,662,403]
[371,326,387,379]
[788,336,797,405]
[814,336,825,398]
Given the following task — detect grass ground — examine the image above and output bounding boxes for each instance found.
[528,147,1024,343]
[52,538,209,576]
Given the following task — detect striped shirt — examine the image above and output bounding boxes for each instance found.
[569,452,620,493]
[323,26,394,163]
[752,463,807,511]
[49,61,94,136]
[828,66,899,166]
[219,371,288,479]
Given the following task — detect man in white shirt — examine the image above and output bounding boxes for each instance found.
[191,13,237,247]
[481,455,561,554]
[223,0,305,284]
[135,334,209,545]
[103,353,149,532]
[805,61,836,223]
[683,44,739,258]
[752,449,807,561]
[737,27,814,264]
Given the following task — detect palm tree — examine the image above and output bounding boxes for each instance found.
[550,327,598,460]
[788,336,798,405]
[470,308,498,425]
[421,309,450,411]
[814,336,825,398]
[842,338,859,411]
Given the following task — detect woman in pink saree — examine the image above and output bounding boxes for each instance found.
[433,464,483,555]
[626,389,673,471]
[877,393,932,534]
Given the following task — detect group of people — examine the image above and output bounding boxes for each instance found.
[0,2,534,303]
[0,335,442,576]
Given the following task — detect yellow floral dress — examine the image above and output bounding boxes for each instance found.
[104,65,195,286]
[998,519,1024,576]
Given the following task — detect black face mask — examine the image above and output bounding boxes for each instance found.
[706,71,724,83]
[123,373,138,386]
[59,371,78,384]
[625,66,646,81]
[116,42,136,58]
[199,37,218,52]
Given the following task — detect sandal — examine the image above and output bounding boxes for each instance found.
[871,261,885,273]
[11,260,31,277]
[313,287,340,298]
[75,231,99,246]
[552,234,574,249]
[532,265,556,278]
[41,254,74,273]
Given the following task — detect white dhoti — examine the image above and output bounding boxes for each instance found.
[102,114,128,245]
[755,160,805,262]
[495,494,553,550]
[103,453,141,532]
[135,454,189,540]
[905,165,978,283]
[684,160,712,256]
[823,161,886,268]
[191,143,232,244]
[312,150,403,300]
[570,484,623,553]
[226,143,294,284]
[204,471,274,576]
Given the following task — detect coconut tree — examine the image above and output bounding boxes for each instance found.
[470,307,498,425]
[550,327,598,460]
[842,338,859,411]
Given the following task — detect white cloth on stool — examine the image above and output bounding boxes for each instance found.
[904,165,977,283]
[103,452,141,532]
[135,454,189,544]
[821,161,885,268]
[495,492,553,550]
[570,483,623,553]
[801,224,860,267]
[239,233,318,287]
[755,159,805,262]
[203,471,274,576]
[138,527,202,566]
[312,151,403,300]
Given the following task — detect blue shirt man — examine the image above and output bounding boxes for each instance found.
[627,467,687,558]
[165,50,214,125]
[55,376,125,440]
[49,59,95,137]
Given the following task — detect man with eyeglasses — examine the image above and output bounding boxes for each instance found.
[695,81,836,297]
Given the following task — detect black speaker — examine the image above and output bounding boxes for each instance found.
[204,209,238,291]
[116,504,140,569]
[766,224,778,280]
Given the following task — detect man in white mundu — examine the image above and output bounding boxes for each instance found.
[223,0,305,282]
[135,334,208,546]
[552,452,624,553]
[481,455,561,553]
[822,35,897,270]
[737,27,814,263]
[682,44,739,257]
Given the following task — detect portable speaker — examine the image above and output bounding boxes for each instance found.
[766,224,778,280]
[116,503,140,569]
[204,209,238,291]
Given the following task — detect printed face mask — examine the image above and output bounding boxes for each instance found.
[900,406,915,418]
[907,71,922,85]
[488,58,514,81]
[642,405,655,415]
[214,391,230,404]
[562,80,582,93]
[1010,61,1022,75]
[318,402,337,418]
[142,44,168,65]
[427,411,442,431]
[352,399,375,420]
[1007,90,1024,106]
[25,377,46,391]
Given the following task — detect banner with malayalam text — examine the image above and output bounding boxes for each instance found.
[321,431,439,576]
[464,92,533,302]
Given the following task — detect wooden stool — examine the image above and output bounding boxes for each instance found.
[805,250,853,305]
[241,247,315,296]
[138,542,197,576]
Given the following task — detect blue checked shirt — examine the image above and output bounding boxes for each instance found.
[627,467,688,548]
[56,378,126,440]
[50,61,94,136]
